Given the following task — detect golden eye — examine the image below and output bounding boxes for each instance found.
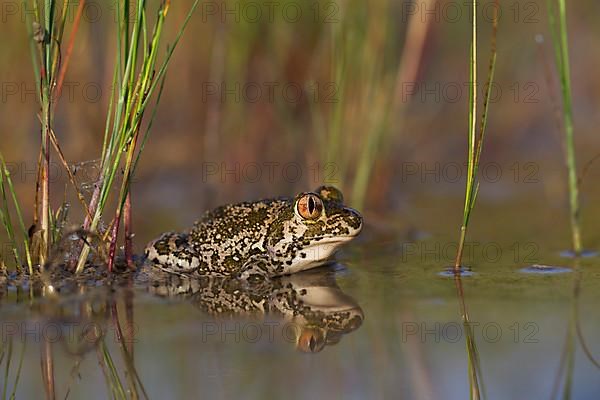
[296,193,323,220]
[296,328,325,353]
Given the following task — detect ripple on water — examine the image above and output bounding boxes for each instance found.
[438,267,474,278]
[519,264,572,275]
[559,249,599,259]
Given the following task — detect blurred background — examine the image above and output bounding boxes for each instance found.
[2,2,600,398]
[1,0,600,249]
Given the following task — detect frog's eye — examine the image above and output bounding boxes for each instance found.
[296,193,323,220]
[296,328,326,353]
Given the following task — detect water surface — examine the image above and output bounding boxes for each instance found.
[1,198,599,399]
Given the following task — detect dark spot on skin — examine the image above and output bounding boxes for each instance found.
[174,235,188,248]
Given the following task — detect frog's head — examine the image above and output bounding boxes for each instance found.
[267,186,363,274]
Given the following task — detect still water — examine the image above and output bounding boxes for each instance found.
[1,197,599,399]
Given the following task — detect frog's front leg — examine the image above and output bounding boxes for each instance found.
[235,253,285,281]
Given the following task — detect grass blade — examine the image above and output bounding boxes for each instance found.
[454,0,498,269]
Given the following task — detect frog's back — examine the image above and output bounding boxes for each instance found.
[194,197,289,232]
[146,197,290,277]
[191,197,290,252]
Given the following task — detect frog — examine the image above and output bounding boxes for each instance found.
[144,186,363,280]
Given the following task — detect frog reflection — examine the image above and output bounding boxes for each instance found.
[144,266,364,353]
[0,263,363,353]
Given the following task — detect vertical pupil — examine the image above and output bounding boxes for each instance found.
[308,197,315,214]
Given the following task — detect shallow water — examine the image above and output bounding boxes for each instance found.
[1,197,600,399]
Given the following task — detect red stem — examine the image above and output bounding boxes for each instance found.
[107,208,121,273]
[125,287,135,355]
[54,0,86,103]
[124,192,134,269]
[41,124,50,265]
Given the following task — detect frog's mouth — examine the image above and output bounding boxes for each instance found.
[309,225,363,243]
[310,234,357,243]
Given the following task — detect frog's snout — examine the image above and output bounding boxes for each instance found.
[345,207,363,237]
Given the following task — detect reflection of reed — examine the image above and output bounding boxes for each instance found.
[2,337,26,400]
[1,278,147,399]
[551,261,600,399]
[109,294,148,400]
[41,338,56,400]
[550,264,577,399]
[575,297,600,370]
[85,287,149,400]
[454,274,485,400]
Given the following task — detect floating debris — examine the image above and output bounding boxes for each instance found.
[519,264,572,275]
[559,249,598,259]
[438,266,474,278]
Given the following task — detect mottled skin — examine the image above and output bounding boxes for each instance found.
[145,186,363,280]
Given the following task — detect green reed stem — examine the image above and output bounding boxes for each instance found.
[39,0,55,266]
[547,0,582,254]
[76,1,200,272]
[0,173,21,269]
[0,154,33,273]
[454,0,498,270]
